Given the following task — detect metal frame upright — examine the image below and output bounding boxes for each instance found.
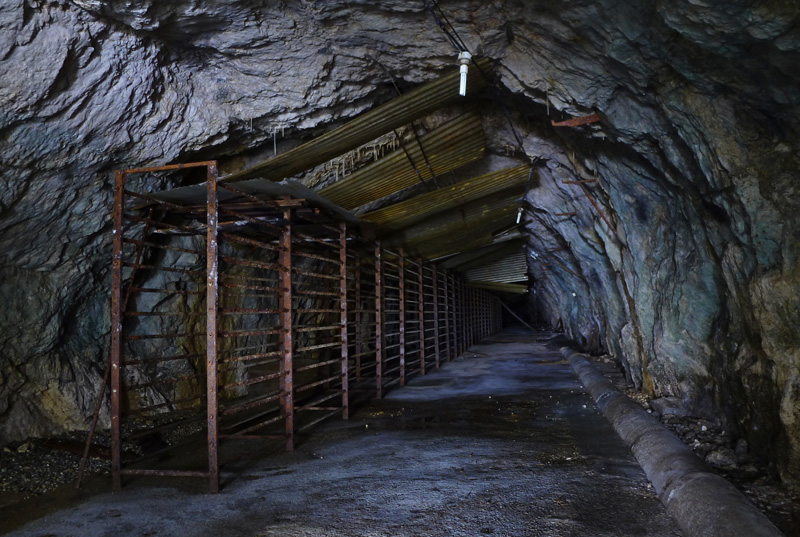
[110,161,222,491]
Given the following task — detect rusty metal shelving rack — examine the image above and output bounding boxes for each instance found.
[107,161,504,493]
[410,258,428,376]
[380,249,405,389]
[110,161,222,491]
[402,255,423,379]
[422,264,439,371]
[345,244,381,400]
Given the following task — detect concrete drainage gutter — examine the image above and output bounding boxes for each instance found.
[562,348,785,537]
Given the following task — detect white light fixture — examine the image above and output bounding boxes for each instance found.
[458,51,471,96]
[516,206,523,224]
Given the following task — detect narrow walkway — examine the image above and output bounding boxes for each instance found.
[5,329,682,537]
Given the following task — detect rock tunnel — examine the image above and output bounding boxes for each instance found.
[1,1,799,535]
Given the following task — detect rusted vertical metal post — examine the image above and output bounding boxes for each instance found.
[487,293,497,336]
[471,287,476,346]
[110,170,125,492]
[455,277,461,354]
[472,288,477,342]
[339,223,349,419]
[461,279,466,353]
[279,207,294,452]
[478,290,486,339]
[488,293,493,336]
[477,290,486,341]
[478,290,481,340]
[417,259,425,376]
[489,295,493,335]
[484,292,488,337]
[491,294,494,335]
[398,249,406,387]
[479,290,484,340]
[479,290,483,339]
[472,288,477,345]
[471,287,475,343]
[432,266,440,369]
[452,274,457,357]
[489,293,493,336]
[486,293,490,336]
[482,291,486,338]
[450,273,458,356]
[478,290,482,340]
[442,269,451,363]
[463,280,469,351]
[493,296,496,334]
[478,290,482,339]
[488,294,492,335]
[460,280,464,351]
[354,252,362,382]
[476,289,481,340]
[81,207,158,490]
[457,280,462,352]
[484,292,489,338]
[485,292,489,337]
[493,296,497,334]
[374,241,383,399]
[206,163,220,493]
[463,282,468,349]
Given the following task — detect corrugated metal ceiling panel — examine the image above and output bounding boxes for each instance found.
[465,252,528,283]
[148,179,363,226]
[467,282,528,294]
[439,239,523,271]
[222,59,491,183]
[391,197,523,259]
[318,113,485,210]
[360,165,531,235]
[385,188,524,250]
[450,240,524,272]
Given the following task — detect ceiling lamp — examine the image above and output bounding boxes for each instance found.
[458,51,471,96]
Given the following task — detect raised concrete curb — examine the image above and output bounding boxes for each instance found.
[562,348,785,537]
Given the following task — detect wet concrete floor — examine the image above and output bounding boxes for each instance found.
[3,329,683,536]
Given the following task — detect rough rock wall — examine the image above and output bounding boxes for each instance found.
[500,1,800,487]
[0,0,446,441]
[1,0,799,488]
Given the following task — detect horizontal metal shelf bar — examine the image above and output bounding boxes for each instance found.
[221,391,281,416]
[297,408,342,433]
[296,391,342,413]
[296,341,341,353]
[295,358,341,373]
[221,371,281,390]
[295,375,340,394]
